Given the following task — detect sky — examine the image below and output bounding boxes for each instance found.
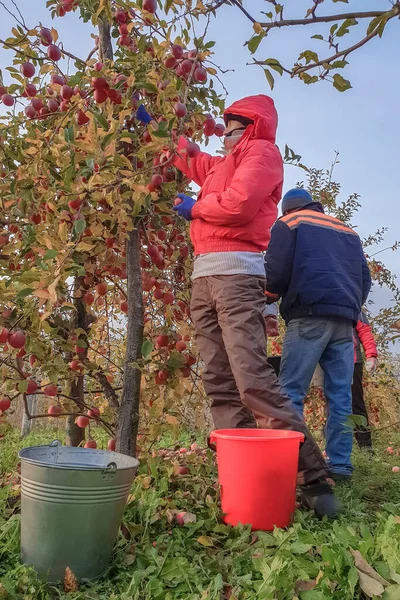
[0,0,399,326]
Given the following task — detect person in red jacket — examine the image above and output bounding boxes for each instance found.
[168,95,341,518]
[353,311,378,449]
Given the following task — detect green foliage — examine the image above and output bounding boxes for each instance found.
[1,429,400,598]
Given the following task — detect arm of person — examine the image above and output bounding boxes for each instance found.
[172,136,222,187]
[191,140,282,226]
[264,220,295,297]
[356,317,378,359]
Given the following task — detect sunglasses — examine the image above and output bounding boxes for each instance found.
[223,126,247,138]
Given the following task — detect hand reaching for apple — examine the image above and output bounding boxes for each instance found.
[173,193,195,221]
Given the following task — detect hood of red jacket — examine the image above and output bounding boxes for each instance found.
[224,95,278,143]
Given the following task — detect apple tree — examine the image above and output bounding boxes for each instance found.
[0,0,226,454]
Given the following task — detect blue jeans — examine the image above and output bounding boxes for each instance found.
[279,316,354,476]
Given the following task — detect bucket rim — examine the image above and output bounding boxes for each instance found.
[18,442,139,471]
[210,429,304,442]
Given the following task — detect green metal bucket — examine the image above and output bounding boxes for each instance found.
[19,440,139,581]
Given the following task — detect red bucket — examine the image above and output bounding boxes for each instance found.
[210,429,304,530]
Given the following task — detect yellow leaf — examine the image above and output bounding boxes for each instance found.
[165,414,179,426]
[76,242,95,252]
[197,536,215,547]
[51,27,58,43]
[33,289,50,300]
[206,67,217,76]
[58,221,68,242]
[47,276,61,304]
[253,22,264,34]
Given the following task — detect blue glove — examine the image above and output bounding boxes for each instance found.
[136,104,153,125]
[173,193,195,221]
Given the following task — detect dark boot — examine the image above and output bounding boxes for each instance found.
[299,480,344,519]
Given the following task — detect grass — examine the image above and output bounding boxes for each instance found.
[1,428,400,599]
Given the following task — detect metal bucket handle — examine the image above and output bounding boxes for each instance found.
[102,462,117,480]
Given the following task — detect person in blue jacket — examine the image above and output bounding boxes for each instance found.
[265,188,371,481]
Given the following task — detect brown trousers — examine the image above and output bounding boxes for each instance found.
[190,275,328,485]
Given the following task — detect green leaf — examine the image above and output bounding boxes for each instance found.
[330,24,338,35]
[43,249,58,260]
[167,351,186,370]
[367,15,389,37]
[76,339,87,348]
[300,73,319,85]
[263,68,274,90]
[333,73,352,92]
[383,585,400,600]
[18,380,28,393]
[248,33,265,54]
[331,60,348,69]
[299,50,319,64]
[93,111,109,131]
[311,34,324,40]
[64,126,74,142]
[336,18,358,38]
[16,287,34,300]
[141,340,153,358]
[264,58,283,75]
[73,218,86,235]
[152,128,170,138]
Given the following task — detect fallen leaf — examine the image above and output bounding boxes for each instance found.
[124,553,135,566]
[296,580,317,591]
[358,570,385,598]
[197,535,215,547]
[64,567,79,592]
[351,549,390,586]
[181,511,196,525]
[394,516,400,524]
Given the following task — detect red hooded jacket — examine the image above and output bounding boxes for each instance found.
[173,95,283,255]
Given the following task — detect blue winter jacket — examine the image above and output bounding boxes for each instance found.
[264,203,371,324]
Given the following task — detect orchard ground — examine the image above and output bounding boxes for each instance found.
[1,426,400,599]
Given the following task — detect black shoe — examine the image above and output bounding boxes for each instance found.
[299,480,344,519]
[329,472,352,484]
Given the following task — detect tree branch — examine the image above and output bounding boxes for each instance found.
[259,10,389,30]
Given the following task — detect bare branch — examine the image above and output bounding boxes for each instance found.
[259,10,389,30]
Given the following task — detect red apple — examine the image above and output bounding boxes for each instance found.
[108,439,116,451]
[8,331,26,349]
[76,109,90,126]
[1,94,14,107]
[31,98,43,111]
[186,142,200,158]
[120,301,128,313]
[70,360,83,372]
[47,45,62,61]
[156,334,169,348]
[214,123,225,137]
[39,28,53,46]
[194,66,207,82]
[61,85,73,100]
[47,98,59,113]
[25,83,37,97]
[46,404,61,415]
[84,439,97,449]
[88,407,100,418]
[96,282,108,296]
[25,106,37,119]
[178,466,189,475]
[44,384,58,397]
[171,44,183,59]
[0,398,11,412]
[76,415,89,428]
[164,56,177,69]
[174,102,187,118]
[83,292,94,305]
[0,327,9,344]
[143,0,157,13]
[181,59,193,74]
[176,340,187,352]
[94,62,104,72]
[21,62,35,78]
[163,292,175,305]
[392,466,400,473]
[26,379,38,395]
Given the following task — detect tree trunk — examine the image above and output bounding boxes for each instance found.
[116,227,143,456]
[98,18,113,61]
[65,279,88,447]
[21,394,37,437]
[95,16,144,456]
